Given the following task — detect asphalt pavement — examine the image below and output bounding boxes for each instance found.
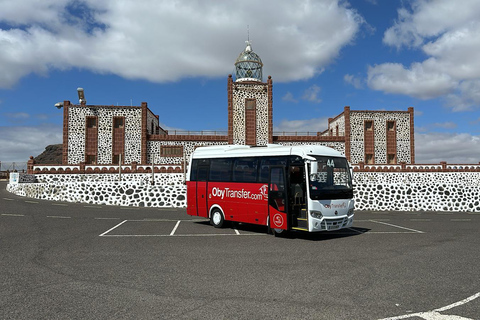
[1,181,479,319]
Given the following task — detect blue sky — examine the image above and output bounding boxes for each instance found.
[1,0,480,164]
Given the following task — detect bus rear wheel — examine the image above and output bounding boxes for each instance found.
[210,209,225,228]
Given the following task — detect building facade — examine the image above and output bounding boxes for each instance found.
[61,41,415,167]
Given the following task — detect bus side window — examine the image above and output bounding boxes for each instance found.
[190,160,198,181]
[197,166,208,181]
[233,158,258,183]
[209,158,232,182]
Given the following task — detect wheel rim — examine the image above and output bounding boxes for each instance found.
[212,211,221,225]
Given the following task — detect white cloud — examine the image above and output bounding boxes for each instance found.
[0,125,63,162]
[367,62,456,100]
[344,74,363,89]
[415,132,480,163]
[302,85,322,103]
[274,117,328,133]
[368,0,480,111]
[432,122,457,129]
[0,0,364,88]
[282,92,298,103]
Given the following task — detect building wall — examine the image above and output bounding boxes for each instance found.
[8,170,480,212]
[67,105,143,165]
[328,113,346,137]
[231,82,270,146]
[147,140,229,164]
[349,111,412,164]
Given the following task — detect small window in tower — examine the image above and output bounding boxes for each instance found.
[87,117,97,128]
[365,154,374,164]
[114,118,124,128]
[245,99,256,110]
[365,121,373,131]
[86,155,96,164]
[113,154,122,164]
[388,154,396,164]
[387,121,395,131]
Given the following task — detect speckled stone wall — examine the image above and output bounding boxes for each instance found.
[7,172,480,212]
[7,173,186,207]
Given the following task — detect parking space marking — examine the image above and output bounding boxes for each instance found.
[3,197,14,201]
[98,219,266,237]
[451,219,471,222]
[24,200,38,204]
[46,215,71,219]
[2,213,25,217]
[99,220,127,236]
[170,220,181,235]
[370,220,424,233]
[84,205,102,209]
[102,233,267,237]
[52,203,68,206]
[410,219,431,221]
[379,292,480,320]
[95,217,122,220]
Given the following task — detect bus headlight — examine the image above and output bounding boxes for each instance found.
[310,210,323,219]
[347,208,354,217]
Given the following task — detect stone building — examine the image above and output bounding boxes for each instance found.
[60,41,415,167]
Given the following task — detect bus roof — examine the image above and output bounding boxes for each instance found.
[191,144,344,159]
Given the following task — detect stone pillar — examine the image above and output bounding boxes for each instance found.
[27,156,35,174]
[344,106,351,163]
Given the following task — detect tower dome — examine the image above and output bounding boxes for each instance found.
[235,41,263,82]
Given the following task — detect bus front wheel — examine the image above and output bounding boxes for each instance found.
[210,209,225,228]
[273,228,288,237]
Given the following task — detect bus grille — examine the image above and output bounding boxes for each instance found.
[322,217,348,230]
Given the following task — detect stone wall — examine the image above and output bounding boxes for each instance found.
[7,173,186,207]
[6,170,480,212]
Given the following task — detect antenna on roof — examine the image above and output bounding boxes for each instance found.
[247,25,250,42]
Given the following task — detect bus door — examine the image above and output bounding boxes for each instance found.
[268,166,288,230]
[196,165,209,218]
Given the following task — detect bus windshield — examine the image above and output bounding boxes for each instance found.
[307,156,353,200]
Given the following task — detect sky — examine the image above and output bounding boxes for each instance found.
[1,0,480,165]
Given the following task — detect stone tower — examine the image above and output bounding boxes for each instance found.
[228,41,273,145]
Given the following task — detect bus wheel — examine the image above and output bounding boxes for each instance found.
[210,209,225,228]
[273,228,287,237]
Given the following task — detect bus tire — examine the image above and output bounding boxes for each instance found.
[210,208,225,228]
[273,228,287,237]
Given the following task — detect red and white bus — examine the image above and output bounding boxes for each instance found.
[186,144,354,235]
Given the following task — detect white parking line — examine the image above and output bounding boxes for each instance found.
[370,220,424,234]
[451,219,471,222]
[95,217,122,220]
[99,220,127,236]
[46,215,71,219]
[3,198,14,201]
[84,205,102,209]
[170,220,181,235]
[52,203,68,206]
[2,213,25,217]
[379,292,480,320]
[102,233,267,237]
[234,229,240,235]
[25,200,38,204]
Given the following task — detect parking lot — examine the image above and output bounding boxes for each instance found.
[1,182,479,319]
